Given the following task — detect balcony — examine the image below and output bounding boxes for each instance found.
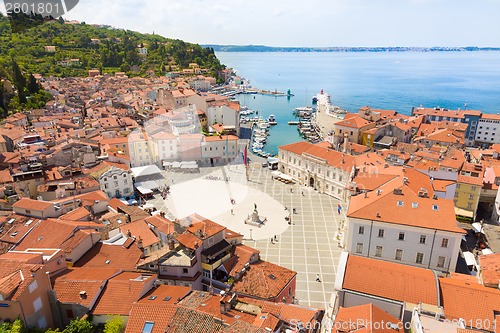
[201,252,231,271]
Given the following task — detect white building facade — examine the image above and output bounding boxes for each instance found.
[98,165,134,198]
[278,142,355,201]
[475,114,500,146]
[346,189,464,273]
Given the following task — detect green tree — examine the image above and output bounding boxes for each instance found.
[27,74,40,94]
[12,59,27,103]
[63,318,94,333]
[103,316,124,333]
[0,81,6,115]
[10,319,27,333]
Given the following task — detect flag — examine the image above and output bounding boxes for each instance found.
[244,144,248,165]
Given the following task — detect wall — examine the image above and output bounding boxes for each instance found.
[347,217,462,272]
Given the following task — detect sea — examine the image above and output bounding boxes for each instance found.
[216,51,500,155]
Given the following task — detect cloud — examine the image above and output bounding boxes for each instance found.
[58,0,500,46]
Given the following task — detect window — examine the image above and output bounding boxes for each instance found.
[375,246,383,257]
[142,322,155,333]
[441,238,449,248]
[395,249,403,260]
[412,202,418,208]
[378,229,384,238]
[416,253,424,264]
[37,316,47,329]
[467,202,473,209]
[183,268,188,274]
[358,226,365,235]
[398,232,405,241]
[339,175,343,182]
[26,209,31,214]
[33,297,43,312]
[456,183,461,189]
[437,256,446,268]
[397,200,404,207]
[66,309,74,319]
[208,237,214,245]
[432,205,439,211]
[418,235,426,244]
[28,280,38,293]
[124,179,128,185]
[454,192,459,198]
[356,243,363,254]
[469,194,474,200]
[113,175,117,180]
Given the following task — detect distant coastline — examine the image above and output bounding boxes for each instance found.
[205,45,500,52]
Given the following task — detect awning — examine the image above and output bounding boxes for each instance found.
[463,251,477,267]
[135,180,159,191]
[472,222,485,234]
[455,207,474,218]
[136,186,153,195]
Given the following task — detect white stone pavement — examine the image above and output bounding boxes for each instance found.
[163,166,289,240]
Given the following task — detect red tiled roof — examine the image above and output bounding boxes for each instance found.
[342,255,439,306]
[92,272,156,316]
[333,303,402,333]
[478,253,500,288]
[12,198,53,211]
[125,303,177,333]
[439,277,500,331]
[52,267,120,308]
[279,141,356,172]
[232,260,296,301]
[348,179,464,233]
[73,242,142,270]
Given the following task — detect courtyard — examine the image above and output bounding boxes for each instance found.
[147,162,347,310]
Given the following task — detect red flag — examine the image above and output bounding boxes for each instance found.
[244,144,248,165]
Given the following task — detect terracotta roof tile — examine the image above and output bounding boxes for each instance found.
[52,267,120,308]
[125,303,177,333]
[73,242,142,270]
[348,178,464,233]
[440,277,500,331]
[165,307,224,333]
[232,260,296,301]
[342,255,439,306]
[92,272,156,316]
[479,253,500,288]
[332,303,402,333]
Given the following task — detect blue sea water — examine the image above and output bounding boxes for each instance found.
[216,51,500,154]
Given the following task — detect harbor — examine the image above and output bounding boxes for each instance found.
[236,88,348,157]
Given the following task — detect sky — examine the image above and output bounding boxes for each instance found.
[2,0,500,47]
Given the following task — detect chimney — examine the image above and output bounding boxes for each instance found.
[376,212,381,218]
[126,229,132,237]
[79,291,87,299]
[137,236,143,249]
[168,239,175,250]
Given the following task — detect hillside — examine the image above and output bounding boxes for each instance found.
[0,13,224,78]
[0,13,225,117]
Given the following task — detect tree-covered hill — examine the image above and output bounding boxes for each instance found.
[0,13,224,78]
[0,13,225,117]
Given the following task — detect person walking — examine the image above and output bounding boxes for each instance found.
[316,274,321,282]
